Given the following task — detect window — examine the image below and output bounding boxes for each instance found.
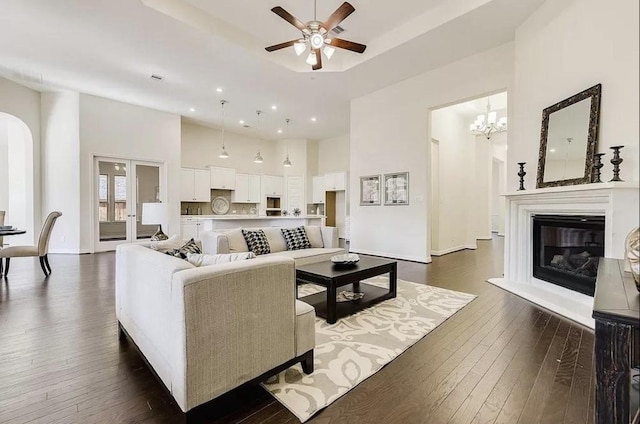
[98,174,108,222]
[114,175,127,221]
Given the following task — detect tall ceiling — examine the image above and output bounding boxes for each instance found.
[0,0,544,140]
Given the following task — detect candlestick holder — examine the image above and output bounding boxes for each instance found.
[609,145,624,182]
[592,153,605,183]
[517,162,526,191]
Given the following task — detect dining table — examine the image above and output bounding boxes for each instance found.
[0,228,26,277]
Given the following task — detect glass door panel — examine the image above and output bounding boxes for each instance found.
[94,158,163,252]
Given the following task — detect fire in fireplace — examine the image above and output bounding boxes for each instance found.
[532,215,605,296]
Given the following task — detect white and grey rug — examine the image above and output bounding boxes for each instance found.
[262,277,476,422]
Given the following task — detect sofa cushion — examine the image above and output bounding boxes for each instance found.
[281,227,312,251]
[261,227,288,253]
[223,228,249,253]
[304,226,324,248]
[262,247,346,266]
[165,238,201,259]
[186,252,256,267]
[242,229,271,255]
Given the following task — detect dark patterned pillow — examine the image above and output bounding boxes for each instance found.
[281,226,312,251]
[241,229,271,255]
[165,238,201,259]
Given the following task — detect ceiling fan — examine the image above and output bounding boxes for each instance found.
[265,1,367,70]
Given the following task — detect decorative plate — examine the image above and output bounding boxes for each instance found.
[211,196,230,215]
[331,253,360,265]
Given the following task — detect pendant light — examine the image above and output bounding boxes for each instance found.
[218,100,229,158]
[253,110,264,163]
[283,118,292,167]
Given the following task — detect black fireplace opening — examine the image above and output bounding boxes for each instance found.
[532,215,605,297]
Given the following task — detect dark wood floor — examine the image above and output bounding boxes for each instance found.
[0,237,596,424]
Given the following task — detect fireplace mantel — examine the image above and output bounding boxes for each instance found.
[489,181,639,328]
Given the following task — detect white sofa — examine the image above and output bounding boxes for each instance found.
[201,225,345,265]
[115,244,315,413]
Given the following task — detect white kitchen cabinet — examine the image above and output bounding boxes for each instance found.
[180,217,212,240]
[181,168,211,202]
[324,172,347,191]
[286,175,304,212]
[210,166,236,190]
[262,175,284,196]
[231,174,261,203]
[312,176,325,203]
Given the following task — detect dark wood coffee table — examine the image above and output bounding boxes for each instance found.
[296,256,397,324]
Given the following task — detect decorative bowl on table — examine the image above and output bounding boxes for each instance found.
[331,253,360,266]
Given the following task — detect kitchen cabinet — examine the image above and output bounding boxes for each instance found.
[180,217,212,240]
[312,176,325,203]
[262,175,284,196]
[324,172,347,191]
[210,166,236,190]
[231,174,261,203]
[180,168,211,202]
[286,176,304,212]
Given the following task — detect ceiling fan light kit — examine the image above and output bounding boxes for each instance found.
[265,1,367,70]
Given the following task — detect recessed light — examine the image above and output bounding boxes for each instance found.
[239,120,245,124]
[189,108,196,112]
[216,87,223,93]
[271,105,277,110]
[311,117,317,122]
[277,129,282,134]
[550,148,556,153]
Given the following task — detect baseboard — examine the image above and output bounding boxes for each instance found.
[477,235,493,240]
[431,245,474,256]
[349,248,432,264]
[465,244,478,250]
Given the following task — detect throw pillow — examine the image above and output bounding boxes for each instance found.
[186,252,256,267]
[150,234,184,252]
[281,226,312,251]
[241,229,271,255]
[165,238,201,259]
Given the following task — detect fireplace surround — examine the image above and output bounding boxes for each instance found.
[489,182,639,328]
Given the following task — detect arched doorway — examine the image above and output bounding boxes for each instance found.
[0,112,35,245]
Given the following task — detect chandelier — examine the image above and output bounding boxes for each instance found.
[469,99,507,139]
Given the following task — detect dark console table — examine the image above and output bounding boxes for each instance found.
[593,258,640,424]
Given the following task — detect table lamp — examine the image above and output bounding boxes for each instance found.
[142,203,168,241]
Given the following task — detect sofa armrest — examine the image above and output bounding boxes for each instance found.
[170,256,298,411]
[321,226,339,248]
[200,231,230,254]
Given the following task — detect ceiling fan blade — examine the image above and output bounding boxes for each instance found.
[312,48,322,70]
[321,2,355,31]
[265,40,299,52]
[271,7,307,32]
[328,37,366,53]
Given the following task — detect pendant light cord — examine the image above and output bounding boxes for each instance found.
[221,100,226,148]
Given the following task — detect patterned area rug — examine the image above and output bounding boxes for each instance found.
[262,277,476,422]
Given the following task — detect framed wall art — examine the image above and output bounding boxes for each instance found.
[359,175,381,206]
[384,172,409,206]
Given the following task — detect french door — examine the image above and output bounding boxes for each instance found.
[94,157,164,252]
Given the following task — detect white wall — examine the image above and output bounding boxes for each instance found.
[350,43,514,262]
[181,122,281,175]
[318,134,350,174]
[78,94,181,252]
[0,77,40,244]
[510,0,639,191]
[431,107,477,254]
[0,120,7,211]
[474,135,492,240]
[41,92,81,253]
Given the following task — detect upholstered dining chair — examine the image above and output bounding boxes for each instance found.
[0,211,62,278]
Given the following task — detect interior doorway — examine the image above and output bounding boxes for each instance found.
[93,157,163,252]
[429,91,508,255]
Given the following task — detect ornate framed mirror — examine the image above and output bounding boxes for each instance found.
[536,84,601,188]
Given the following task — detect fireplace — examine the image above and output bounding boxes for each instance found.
[532,215,605,297]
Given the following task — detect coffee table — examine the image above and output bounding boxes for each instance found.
[296,256,397,324]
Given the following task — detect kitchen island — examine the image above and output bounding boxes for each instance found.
[180,215,326,240]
